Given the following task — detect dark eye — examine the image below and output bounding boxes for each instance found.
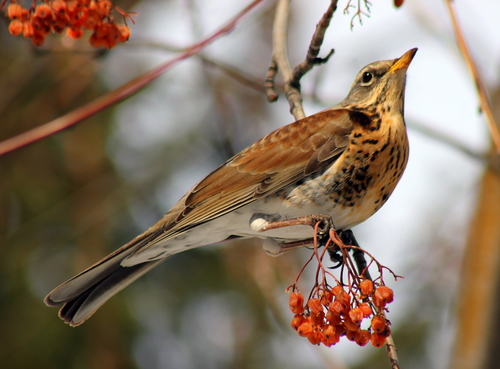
[361,71,373,85]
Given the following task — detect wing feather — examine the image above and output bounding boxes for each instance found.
[132,108,353,254]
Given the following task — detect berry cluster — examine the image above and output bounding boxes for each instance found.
[285,227,400,348]
[289,281,394,347]
[4,0,133,48]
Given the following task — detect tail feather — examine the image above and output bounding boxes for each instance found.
[57,261,163,326]
[45,234,166,326]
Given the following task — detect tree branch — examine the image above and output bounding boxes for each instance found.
[290,0,338,90]
[444,0,500,155]
[0,0,269,157]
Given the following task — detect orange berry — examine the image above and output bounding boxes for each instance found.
[31,17,50,35]
[323,324,336,340]
[371,315,387,334]
[82,13,100,29]
[334,324,346,337]
[346,329,359,342]
[8,20,24,36]
[344,314,360,331]
[328,300,345,315]
[331,285,343,297]
[348,307,364,325]
[7,3,24,20]
[117,25,130,42]
[371,332,386,348]
[359,279,374,296]
[359,302,372,317]
[31,33,45,46]
[89,32,104,48]
[290,314,305,331]
[326,310,341,325]
[374,286,394,306]
[67,27,83,39]
[23,22,35,38]
[310,311,325,326]
[307,330,322,345]
[289,292,305,314]
[297,322,313,337]
[52,0,68,14]
[97,0,112,17]
[35,4,53,19]
[308,298,323,315]
[356,329,371,346]
[319,290,333,306]
[335,290,350,310]
[20,9,29,21]
[325,333,340,346]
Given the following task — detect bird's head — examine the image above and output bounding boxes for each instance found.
[341,48,417,116]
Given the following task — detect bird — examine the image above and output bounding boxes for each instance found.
[45,48,417,326]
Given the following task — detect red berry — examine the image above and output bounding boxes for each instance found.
[371,332,386,348]
[297,322,313,337]
[289,292,305,314]
[290,314,304,331]
[308,298,323,315]
[359,302,372,317]
[356,329,371,346]
[371,315,387,334]
[8,20,24,36]
[7,3,23,20]
[359,279,374,296]
[348,307,364,325]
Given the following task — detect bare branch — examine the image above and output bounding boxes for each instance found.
[290,0,338,90]
[0,0,269,156]
[271,0,306,120]
[444,0,500,154]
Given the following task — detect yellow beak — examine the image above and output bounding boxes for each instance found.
[388,48,418,73]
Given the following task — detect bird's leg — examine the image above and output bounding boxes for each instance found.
[338,229,372,280]
[258,214,335,253]
[259,214,334,238]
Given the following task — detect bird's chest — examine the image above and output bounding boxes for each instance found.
[282,125,409,229]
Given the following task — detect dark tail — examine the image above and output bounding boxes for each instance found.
[45,243,165,326]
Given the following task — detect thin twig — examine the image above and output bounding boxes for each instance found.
[408,119,500,174]
[290,0,338,89]
[444,0,500,154]
[0,0,269,157]
[265,58,279,102]
[334,231,401,368]
[271,0,305,120]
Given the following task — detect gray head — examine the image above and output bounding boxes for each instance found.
[340,48,417,115]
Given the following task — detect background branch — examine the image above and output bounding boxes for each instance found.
[0,0,268,156]
[444,0,500,154]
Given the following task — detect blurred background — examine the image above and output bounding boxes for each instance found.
[1,0,500,368]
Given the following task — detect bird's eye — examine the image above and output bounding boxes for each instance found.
[361,71,373,85]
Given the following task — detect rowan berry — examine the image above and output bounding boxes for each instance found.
[35,4,53,19]
[297,322,313,337]
[290,314,304,331]
[359,302,372,317]
[308,298,323,315]
[325,310,341,325]
[7,3,23,19]
[371,315,387,334]
[371,332,386,348]
[343,314,360,331]
[356,329,371,346]
[348,307,364,325]
[289,292,305,314]
[8,20,24,36]
[359,279,374,296]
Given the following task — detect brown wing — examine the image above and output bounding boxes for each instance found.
[133,108,353,251]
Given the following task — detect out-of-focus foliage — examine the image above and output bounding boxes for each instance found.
[1,1,499,369]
